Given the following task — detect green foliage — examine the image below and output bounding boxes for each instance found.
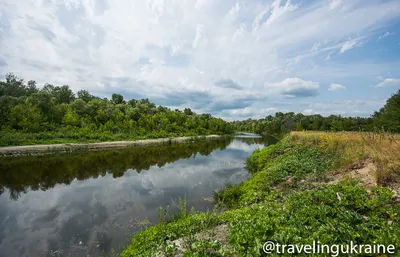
[121,135,400,257]
[77,89,97,102]
[221,185,400,257]
[10,103,45,132]
[230,89,400,136]
[374,89,400,132]
[214,138,336,208]
[111,93,124,104]
[213,183,244,208]
[0,74,234,146]
[0,73,38,97]
[121,212,222,257]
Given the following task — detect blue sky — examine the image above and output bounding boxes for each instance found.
[0,0,399,120]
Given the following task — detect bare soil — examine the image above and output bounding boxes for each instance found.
[327,161,377,190]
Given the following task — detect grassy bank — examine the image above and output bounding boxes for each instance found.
[0,128,228,147]
[121,132,400,257]
[0,134,226,157]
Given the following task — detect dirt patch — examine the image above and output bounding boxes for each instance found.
[327,161,377,189]
[157,224,230,257]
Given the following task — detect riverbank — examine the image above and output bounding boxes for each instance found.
[120,131,400,257]
[0,135,223,156]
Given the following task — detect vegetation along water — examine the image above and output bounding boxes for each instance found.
[0,74,400,257]
[0,135,270,257]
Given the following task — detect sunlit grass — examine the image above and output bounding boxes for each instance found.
[121,131,400,257]
[290,131,400,187]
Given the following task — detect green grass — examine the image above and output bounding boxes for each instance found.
[120,133,400,257]
[0,128,224,146]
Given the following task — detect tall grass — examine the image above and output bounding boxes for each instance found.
[290,131,400,187]
[121,131,400,257]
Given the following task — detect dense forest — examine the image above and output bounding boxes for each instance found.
[232,89,400,137]
[0,73,233,146]
[1,73,399,146]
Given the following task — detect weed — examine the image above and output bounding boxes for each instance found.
[121,132,400,257]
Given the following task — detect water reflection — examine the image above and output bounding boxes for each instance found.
[0,135,266,257]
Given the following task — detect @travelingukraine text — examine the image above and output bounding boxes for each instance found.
[262,240,397,256]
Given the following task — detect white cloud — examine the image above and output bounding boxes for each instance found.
[328,83,345,91]
[220,106,283,120]
[310,42,321,52]
[378,31,394,40]
[340,39,360,53]
[302,109,318,115]
[227,107,255,117]
[0,0,400,119]
[192,24,204,49]
[329,0,342,10]
[265,0,298,26]
[375,78,400,88]
[227,2,241,21]
[325,52,333,61]
[195,0,213,9]
[252,8,269,32]
[265,77,320,98]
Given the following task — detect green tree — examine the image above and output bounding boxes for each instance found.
[10,103,45,132]
[26,91,56,122]
[77,90,96,103]
[52,85,76,104]
[184,108,194,115]
[62,110,80,127]
[112,93,124,104]
[376,89,400,132]
[0,96,23,126]
[0,73,32,97]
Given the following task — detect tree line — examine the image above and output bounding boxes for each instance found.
[1,73,399,145]
[0,73,233,146]
[231,89,400,137]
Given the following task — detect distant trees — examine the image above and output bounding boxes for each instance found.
[0,73,38,97]
[374,89,400,132]
[184,108,194,115]
[3,72,398,145]
[231,91,400,136]
[111,93,124,104]
[0,73,234,146]
[77,90,96,103]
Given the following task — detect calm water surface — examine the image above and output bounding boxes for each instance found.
[0,134,270,257]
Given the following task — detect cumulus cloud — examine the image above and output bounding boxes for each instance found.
[214,79,244,90]
[265,77,320,98]
[220,106,283,120]
[328,83,345,91]
[375,78,400,88]
[302,109,318,115]
[0,0,400,119]
[207,93,267,113]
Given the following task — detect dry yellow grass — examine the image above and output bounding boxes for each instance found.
[289,131,400,188]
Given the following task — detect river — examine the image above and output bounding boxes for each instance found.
[0,134,272,257]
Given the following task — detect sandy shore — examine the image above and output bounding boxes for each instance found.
[0,135,222,156]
